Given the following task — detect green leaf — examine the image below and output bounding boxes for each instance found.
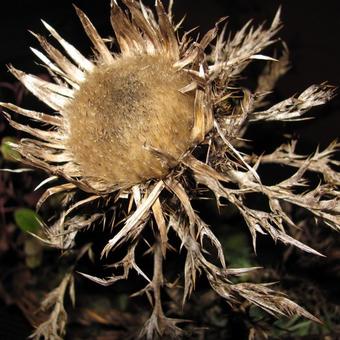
[116,294,129,311]
[14,208,42,233]
[221,231,252,268]
[1,137,21,161]
[26,253,43,269]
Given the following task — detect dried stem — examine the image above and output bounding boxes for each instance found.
[29,273,74,340]
[139,236,183,339]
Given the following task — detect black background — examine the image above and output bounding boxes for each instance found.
[0,0,339,148]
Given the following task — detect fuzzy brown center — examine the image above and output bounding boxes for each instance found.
[66,54,195,188]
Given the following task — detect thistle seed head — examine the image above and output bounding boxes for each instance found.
[1,2,339,338]
[66,54,194,187]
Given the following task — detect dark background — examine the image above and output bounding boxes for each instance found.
[0,1,339,339]
[0,0,339,148]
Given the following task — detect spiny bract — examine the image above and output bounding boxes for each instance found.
[0,0,339,339]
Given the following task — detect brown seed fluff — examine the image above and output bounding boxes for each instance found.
[66,54,195,188]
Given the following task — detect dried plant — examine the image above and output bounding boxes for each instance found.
[29,272,74,340]
[1,0,339,338]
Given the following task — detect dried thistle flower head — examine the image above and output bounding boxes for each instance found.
[66,54,195,188]
[1,0,339,339]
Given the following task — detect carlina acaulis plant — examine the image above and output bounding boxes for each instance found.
[1,0,339,339]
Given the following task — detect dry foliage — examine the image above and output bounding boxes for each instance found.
[0,0,338,338]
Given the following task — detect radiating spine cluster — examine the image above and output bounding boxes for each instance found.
[0,1,339,339]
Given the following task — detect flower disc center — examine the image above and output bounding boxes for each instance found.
[66,54,194,189]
